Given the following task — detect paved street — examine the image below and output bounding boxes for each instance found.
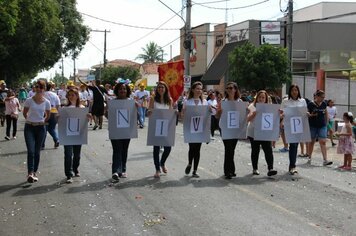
[0,117,356,236]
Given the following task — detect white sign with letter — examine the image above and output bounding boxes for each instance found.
[219,101,248,140]
[108,99,137,139]
[147,109,176,146]
[254,103,280,141]
[183,106,210,143]
[58,107,89,145]
[284,107,311,143]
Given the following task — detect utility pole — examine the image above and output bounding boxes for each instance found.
[61,57,64,79]
[91,29,111,68]
[184,0,192,80]
[73,57,76,83]
[287,0,293,74]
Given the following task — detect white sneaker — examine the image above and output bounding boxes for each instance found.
[323,160,333,166]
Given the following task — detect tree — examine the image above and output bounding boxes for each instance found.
[229,42,290,90]
[51,73,68,87]
[136,41,165,63]
[93,66,140,86]
[0,0,89,86]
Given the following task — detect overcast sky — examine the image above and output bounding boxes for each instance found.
[36,0,354,79]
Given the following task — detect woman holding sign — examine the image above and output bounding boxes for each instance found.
[182,81,208,178]
[60,88,91,183]
[280,84,307,175]
[247,90,277,176]
[147,81,173,178]
[110,82,133,181]
[216,82,243,179]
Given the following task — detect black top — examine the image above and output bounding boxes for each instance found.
[308,100,327,128]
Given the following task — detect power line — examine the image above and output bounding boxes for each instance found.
[192,0,269,10]
[80,11,180,31]
[107,13,179,51]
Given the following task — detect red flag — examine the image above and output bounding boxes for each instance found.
[158,60,184,103]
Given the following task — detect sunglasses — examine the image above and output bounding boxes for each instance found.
[226,87,234,90]
[35,85,44,89]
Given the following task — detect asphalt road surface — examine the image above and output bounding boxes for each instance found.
[0,118,355,236]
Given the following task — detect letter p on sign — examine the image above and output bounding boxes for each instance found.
[290,117,303,134]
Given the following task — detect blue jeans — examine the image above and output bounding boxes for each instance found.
[111,139,130,174]
[137,107,146,126]
[24,123,46,174]
[64,145,82,177]
[153,146,172,171]
[43,113,58,146]
[289,143,299,170]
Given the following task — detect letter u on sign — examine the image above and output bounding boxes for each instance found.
[261,113,273,130]
[66,118,80,136]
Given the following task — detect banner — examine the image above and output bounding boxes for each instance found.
[108,99,137,139]
[183,106,210,143]
[284,106,311,143]
[58,107,89,145]
[158,60,184,102]
[147,109,176,146]
[219,101,248,140]
[254,103,280,141]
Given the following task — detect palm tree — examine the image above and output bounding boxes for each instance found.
[136,41,165,63]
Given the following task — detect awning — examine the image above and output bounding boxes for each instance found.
[201,40,246,85]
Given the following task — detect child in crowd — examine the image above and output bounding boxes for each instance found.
[336,112,355,170]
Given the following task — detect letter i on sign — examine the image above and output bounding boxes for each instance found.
[155,119,169,137]
[67,118,80,136]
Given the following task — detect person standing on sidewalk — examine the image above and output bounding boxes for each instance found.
[215,82,244,179]
[183,81,209,178]
[280,84,307,175]
[61,88,91,183]
[4,89,21,140]
[147,81,174,178]
[327,99,337,146]
[307,90,333,166]
[247,90,277,177]
[42,81,60,149]
[336,112,355,170]
[207,91,220,140]
[23,80,51,183]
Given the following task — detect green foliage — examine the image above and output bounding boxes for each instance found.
[94,66,140,86]
[136,41,165,63]
[0,0,89,86]
[51,73,68,87]
[229,42,290,91]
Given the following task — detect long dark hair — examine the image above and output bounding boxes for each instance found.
[154,81,171,105]
[188,81,203,101]
[224,81,241,100]
[288,84,301,100]
[66,88,80,107]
